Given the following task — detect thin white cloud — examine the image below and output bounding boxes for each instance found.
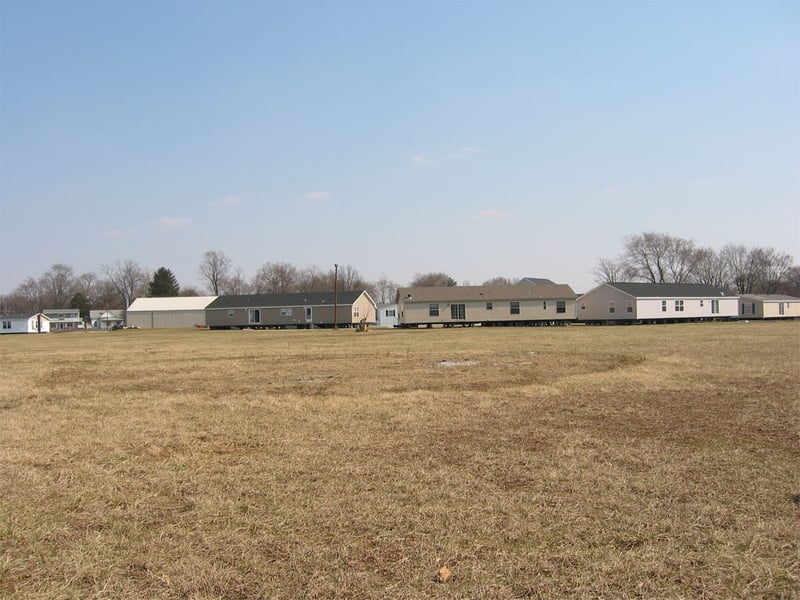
[210,195,241,207]
[301,191,332,201]
[473,209,509,220]
[411,146,480,164]
[102,227,137,239]
[450,146,480,159]
[157,216,192,228]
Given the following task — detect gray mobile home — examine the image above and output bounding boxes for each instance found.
[206,291,377,329]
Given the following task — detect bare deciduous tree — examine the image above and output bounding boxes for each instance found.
[102,260,147,309]
[41,263,76,308]
[592,258,630,284]
[410,272,457,287]
[198,250,232,295]
[374,276,399,304]
[296,265,328,292]
[252,262,298,294]
[224,267,251,295]
[482,276,517,286]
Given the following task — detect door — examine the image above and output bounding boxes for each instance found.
[305,306,312,324]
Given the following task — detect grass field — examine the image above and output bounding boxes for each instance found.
[1,322,798,599]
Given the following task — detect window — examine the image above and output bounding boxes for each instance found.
[2,321,10,329]
[581,303,586,310]
[248,308,261,324]
[662,300,667,312]
[280,308,292,317]
[429,304,439,317]
[510,301,520,315]
[626,301,633,313]
[385,309,396,317]
[711,300,719,314]
[354,306,360,318]
[609,301,615,314]
[779,303,785,316]
[486,302,493,310]
[556,301,566,313]
[451,303,465,320]
[228,310,235,318]
[700,300,704,307]
[543,301,547,310]
[675,300,684,312]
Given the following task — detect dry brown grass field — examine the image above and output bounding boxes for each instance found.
[1,322,798,599]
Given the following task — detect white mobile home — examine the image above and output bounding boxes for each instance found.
[377,303,399,327]
[0,312,51,334]
[739,294,800,319]
[577,283,738,323]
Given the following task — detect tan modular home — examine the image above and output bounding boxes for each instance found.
[126,296,217,329]
[577,283,738,323]
[206,291,377,329]
[396,284,578,327]
[739,294,800,319]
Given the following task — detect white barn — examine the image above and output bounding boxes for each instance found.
[126,296,217,329]
[577,283,738,323]
[1,312,51,334]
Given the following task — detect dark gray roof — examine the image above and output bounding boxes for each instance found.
[518,277,555,285]
[607,282,733,298]
[207,291,367,309]
[0,312,48,320]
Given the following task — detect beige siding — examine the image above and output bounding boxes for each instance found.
[577,285,634,321]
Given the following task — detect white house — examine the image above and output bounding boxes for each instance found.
[90,309,125,330]
[43,308,83,331]
[126,296,218,329]
[577,283,738,323]
[377,303,399,327]
[1,312,51,334]
[739,294,800,319]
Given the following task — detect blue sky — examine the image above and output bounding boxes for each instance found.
[1,0,798,295]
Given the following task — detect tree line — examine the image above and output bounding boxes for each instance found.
[594,232,798,295]
[2,233,797,316]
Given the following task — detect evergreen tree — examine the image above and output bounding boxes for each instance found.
[149,267,180,297]
[69,292,91,322]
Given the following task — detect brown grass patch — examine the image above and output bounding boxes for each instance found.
[1,322,798,598]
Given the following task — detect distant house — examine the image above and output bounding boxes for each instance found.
[518,277,555,285]
[739,294,800,319]
[126,296,217,329]
[1,312,50,334]
[206,291,377,329]
[377,303,399,328]
[577,283,738,323]
[42,308,83,331]
[396,284,578,327]
[90,309,125,330]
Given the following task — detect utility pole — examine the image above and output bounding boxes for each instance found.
[333,263,339,330]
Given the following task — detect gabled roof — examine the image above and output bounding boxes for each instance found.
[0,312,50,320]
[518,277,555,285]
[606,282,733,298]
[739,294,799,302]
[207,291,368,309]
[398,284,577,303]
[127,296,218,311]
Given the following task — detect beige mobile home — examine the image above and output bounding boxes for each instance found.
[396,284,578,327]
[577,283,738,323]
[126,296,217,329]
[739,294,800,319]
[206,291,377,329]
